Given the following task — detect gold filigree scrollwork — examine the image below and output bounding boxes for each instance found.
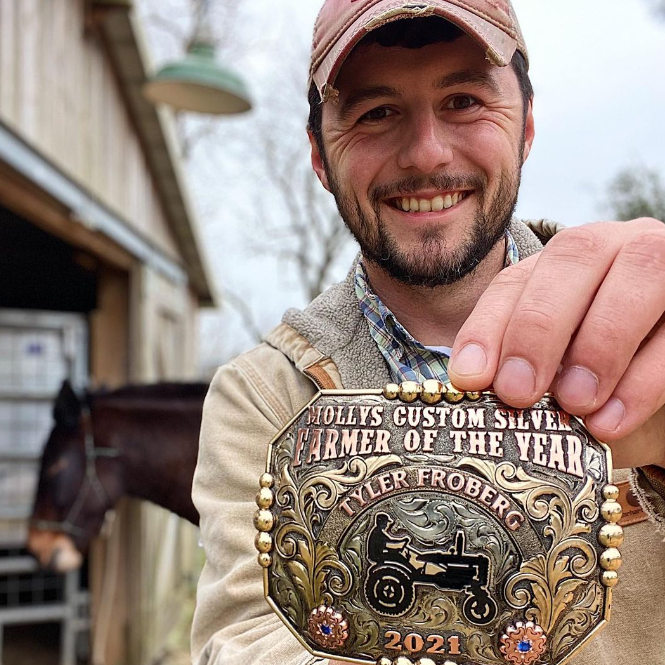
[274,466,352,612]
[548,581,603,659]
[460,458,602,656]
[503,538,597,632]
[272,458,410,630]
[465,629,502,664]
[459,459,598,536]
[299,456,402,529]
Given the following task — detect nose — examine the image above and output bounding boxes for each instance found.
[27,528,83,571]
[397,109,454,174]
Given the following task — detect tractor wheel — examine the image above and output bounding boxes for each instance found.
[462,590,498,625]
[364,565,415,616]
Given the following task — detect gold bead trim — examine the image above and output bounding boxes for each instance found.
[259,473,274,489]
[421,379,444,404]
[599,484,624,587]
[254,509,274,532]
[398,381,421,403]
[256,487,274,509]
[383,381,481,405]
[257,552,272,568]
[254,475,276,568]
[601,500,622,523]
[599,522,624,548]
[382,383,400,400]
[601,570,619,587]
[602,484,619,501]
[600,547,622,572]
[255,531,273,554]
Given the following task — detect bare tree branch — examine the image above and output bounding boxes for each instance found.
[220,288,264,344]
[140,0,353,363]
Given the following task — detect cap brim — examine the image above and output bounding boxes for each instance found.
[311,0,519,99]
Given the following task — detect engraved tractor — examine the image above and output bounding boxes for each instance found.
[363,513,498,625]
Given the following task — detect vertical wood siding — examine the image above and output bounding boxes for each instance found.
[0,0,182,261]
[0,3,203,664]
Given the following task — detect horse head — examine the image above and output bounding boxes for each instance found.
[28,380,123,572]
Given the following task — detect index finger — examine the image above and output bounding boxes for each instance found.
[447,253,538,390]
[449,223,631,404]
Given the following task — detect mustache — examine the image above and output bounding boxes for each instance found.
[370,173,487,205]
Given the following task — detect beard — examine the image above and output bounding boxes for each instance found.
[326,167,522,288]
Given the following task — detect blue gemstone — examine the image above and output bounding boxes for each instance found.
[518,640,532,653]
[321,625,332,635]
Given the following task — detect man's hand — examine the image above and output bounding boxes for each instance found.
[449,218,665,470]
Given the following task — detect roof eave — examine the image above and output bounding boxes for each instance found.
[92,0,216,307]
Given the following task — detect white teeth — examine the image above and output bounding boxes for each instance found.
[396,192,467,212]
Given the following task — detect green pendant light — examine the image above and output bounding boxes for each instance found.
[143,0,251,115]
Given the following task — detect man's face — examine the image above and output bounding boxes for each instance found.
[310,34,534,287]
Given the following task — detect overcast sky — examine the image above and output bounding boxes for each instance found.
[285,0,665,225]
[512,0,665,224]
[140,0,665,368]
[244,0,665,225]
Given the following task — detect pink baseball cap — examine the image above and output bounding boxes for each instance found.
[310,0,528,101]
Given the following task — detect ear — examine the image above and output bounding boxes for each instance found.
[521,98,535,164]
[308,130,331,193]
[53,380,81,430]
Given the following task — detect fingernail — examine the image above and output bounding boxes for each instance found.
[589,398,625,433]
[451,343,487,376]
[557,366,599,408]
[495,358,536,401]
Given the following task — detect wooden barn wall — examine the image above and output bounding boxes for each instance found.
[0,2,203,663]
[85,270,200,665]
[128,267,200,665]
[0,0,181,262]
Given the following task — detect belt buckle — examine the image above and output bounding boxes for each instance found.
[254,383,622,665]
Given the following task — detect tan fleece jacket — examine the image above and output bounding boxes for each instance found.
[191,220,665,665]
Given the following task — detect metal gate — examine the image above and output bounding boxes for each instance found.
[0,310,89,665]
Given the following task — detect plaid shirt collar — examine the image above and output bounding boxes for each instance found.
[355,230,519,383]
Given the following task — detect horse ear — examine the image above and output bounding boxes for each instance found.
[53,380,82,430]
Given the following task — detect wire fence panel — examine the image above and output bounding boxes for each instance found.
[0,310,89,665]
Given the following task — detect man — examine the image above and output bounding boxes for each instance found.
[191,1,665,664]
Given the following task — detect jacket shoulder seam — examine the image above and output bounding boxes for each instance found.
[233,349,294,426]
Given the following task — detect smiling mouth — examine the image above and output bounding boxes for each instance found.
[388,191,471,213]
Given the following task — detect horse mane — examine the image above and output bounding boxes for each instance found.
[89,382,209,403]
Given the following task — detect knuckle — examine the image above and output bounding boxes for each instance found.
[546,225,608,259]
[619,232,665,275]
[631,217,665,233]
[581,311,629,358]
[491,261,532,290]
[511,305,558,337]
[459,305,506,343]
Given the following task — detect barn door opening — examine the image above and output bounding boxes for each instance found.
[0,206,97,665]
[0,311,89,665]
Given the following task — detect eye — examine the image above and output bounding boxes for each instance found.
[359,106,395,123]
[446,95,480,111]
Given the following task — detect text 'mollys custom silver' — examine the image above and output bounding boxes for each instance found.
[253,383,622,665]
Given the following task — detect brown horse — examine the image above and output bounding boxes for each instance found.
[28,380,207,572]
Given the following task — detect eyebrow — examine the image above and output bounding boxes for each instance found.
[337,85,401,121]
[336,70,501,122]
[434,70,501,95]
